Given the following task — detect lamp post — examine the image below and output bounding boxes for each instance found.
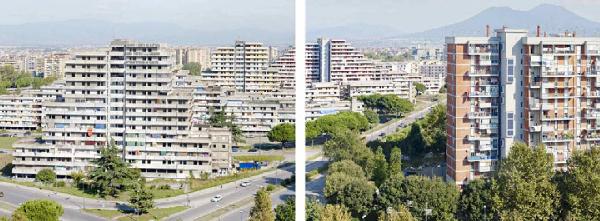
[483,205,487,221]
[239,210,244,221]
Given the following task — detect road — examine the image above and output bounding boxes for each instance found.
[0,149,320,220]
[363,102,439,142]
[0,182,106,220]
[218,159,327,221]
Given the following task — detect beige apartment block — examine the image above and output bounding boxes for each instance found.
[446,27,600,187]
[12,40,233,180]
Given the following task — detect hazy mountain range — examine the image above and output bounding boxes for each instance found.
[397,4,600,41]
[0,19,293,47]
[1,4,600,47]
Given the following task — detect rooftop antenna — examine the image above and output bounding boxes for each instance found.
[536,25,541,37]
[486,25,490,37]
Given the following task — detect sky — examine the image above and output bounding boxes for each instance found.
[0,0,294,33]
[307,0,600,33]
[2,0,600,45]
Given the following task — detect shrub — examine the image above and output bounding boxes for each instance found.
[15,199,64,221]
[266,184,276,192]
[53,181,66,187]
[36,169,56,184]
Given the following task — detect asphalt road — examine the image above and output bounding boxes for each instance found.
[218,159,327,221]
[0,182,106,220]
[363,102,439,142]
[0,148,320,220]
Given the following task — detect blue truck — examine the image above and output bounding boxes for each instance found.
[239,162,262,170]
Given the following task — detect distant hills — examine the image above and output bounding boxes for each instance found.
[1,4,600,47]
[0,19,293,47]
[395,4,600,42]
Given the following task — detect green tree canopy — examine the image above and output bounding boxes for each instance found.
[414,83,426,95]
[457,179,494,221]
[335,177,376,217]
[556,147,600,220]
[35,168,56,184]
[88,143,142,197]
[268,123,295,145]
[320,204,352,221]
[363,109,380,124]
[358,94,414,116]
[491,142,559,220]
[323,130,375,177]
[378,205,415,221]
[328,160,366,180]
[396,176,459,221]
[372,147,389,186]
[14,199,63,221]
[275,197,295,221]
[182,62,202,76]
[129,183,154,214]
[249,188,275,221]
[388,147,402,177]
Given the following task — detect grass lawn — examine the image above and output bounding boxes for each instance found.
[0,137,19,150]
[83,206,188,221]
[190,167,276,192]
[233,154,284,162]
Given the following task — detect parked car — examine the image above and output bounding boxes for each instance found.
[240,181,251,187]
[232,147,240,152]
[211,195,223,202]
[248,148,259,152]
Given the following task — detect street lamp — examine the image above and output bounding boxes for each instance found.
[483,205,487,221]
[239,210,244,221]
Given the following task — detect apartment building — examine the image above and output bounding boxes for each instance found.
[12,40,233,180]
[419,60,447,94]
[202,41,282,92]
[344,80,415,103]
[174,47,212,70]
[192,85,295,137]
[446,27,600,186]
[0,95,43,131]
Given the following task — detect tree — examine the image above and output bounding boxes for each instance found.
[268,123,295,147]
[11,210,28,221]
[377,173,404,212]
[306,198,323,221]
[14,199,63,221]
[36,168,56,184]
[182,62,202,76]
[249,188,275,221]
[457,179,493,221]
[491,142,559,220]
[395,176,459,221]
[372,147,389,186]
[328,160,366,180]
[324,172,355,203]
[336,177,376,217]
[414,83,426,95]
[388,147,402,177]
[378,205,415,221]
[323,131,375,178]
[70,171,85,188]
[88,143,141,197]
[556,147,600,220]
[208,108,229,128]
[358,94,414,116]
[275,197,295,221]
[363,109,379,124]
[320,204,352,221]
[129,184,154,215]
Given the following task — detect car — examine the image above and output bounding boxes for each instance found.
[240,181,251,187]
[232,147,240,152]
[211,195,223,202]
[379,132,386,137]
[248,148,259,152]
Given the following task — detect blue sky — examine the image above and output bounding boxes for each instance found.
[307,0,600,33]
[1,0,599,34]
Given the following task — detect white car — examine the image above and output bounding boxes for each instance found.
[211,195,223,202]
[240,181,251,187]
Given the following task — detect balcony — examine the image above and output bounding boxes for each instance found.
[478,102,493,108]
[467,112,497,119]
[542,115,575,121]
[542,134,574,143]
[583,134,600,141]
[478,123,498,130]
[468,90,499,98]
[467,154,497,162]
[467,135,493,142]
[530,125,542,132]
